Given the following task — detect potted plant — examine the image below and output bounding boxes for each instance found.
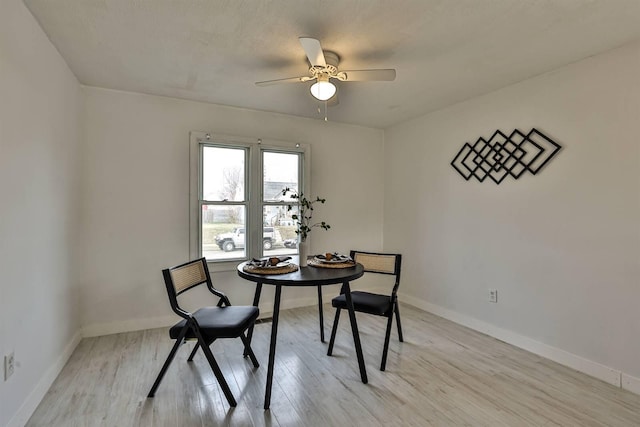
[281,187,330,266]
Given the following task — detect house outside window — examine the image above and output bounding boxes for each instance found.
[189,132,308,268]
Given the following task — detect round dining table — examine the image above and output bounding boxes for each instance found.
[237,257,366,410]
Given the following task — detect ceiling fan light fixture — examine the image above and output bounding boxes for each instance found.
[310,75,336,101]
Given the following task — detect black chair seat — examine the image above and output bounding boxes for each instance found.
[332,291,393,316]
[170,306,259,340]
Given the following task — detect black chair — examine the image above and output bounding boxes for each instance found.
[148,257,259,407]
[327,250,403,371]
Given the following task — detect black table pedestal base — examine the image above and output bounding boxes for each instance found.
[237,261,367,410]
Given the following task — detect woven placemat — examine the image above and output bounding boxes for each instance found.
[308,259,356,269]
[243,263,299,275]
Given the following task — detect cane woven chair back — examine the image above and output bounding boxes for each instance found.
[169,259,208,295]
[352,252,398,274]
[350,251,402,295]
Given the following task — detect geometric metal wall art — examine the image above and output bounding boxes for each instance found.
[451,128,562,184]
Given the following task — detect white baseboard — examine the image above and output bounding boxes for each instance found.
[399,293,639,394]
[82,292,330,337]
[257,294,326,319]
[82,315,178,338]
[622,373,640,395]
[256,285,388,319]
[81,295,325,337]
[7,330,82,427]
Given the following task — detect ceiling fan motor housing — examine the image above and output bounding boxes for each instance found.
[309,51,340,77]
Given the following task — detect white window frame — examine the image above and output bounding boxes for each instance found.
[189,131,310,271]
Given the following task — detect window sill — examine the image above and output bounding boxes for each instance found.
[206,259,246,273]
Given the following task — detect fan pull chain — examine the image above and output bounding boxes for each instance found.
[317,102,328,121]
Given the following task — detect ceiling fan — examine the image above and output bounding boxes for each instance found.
[255,37,396,102]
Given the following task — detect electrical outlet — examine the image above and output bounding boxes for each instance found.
[489,289,498,303]
[4,352,15,380]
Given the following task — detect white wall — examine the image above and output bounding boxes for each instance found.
[0,1,83,426]
[384,41,640,392]
[80,87,385,336]
[3,5,635,423]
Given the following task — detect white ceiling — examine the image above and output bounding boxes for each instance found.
[24,0,640,129]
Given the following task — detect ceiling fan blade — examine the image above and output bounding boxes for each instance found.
[299,37,326,67]
[255,76,313,86]
[339,69,396,82]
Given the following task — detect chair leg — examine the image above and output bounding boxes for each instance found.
[395,302,404,342]
[240,333,259,368]
[327,308,341,356]
[187,342,199,361]
[380,313,394,371]
[198,338,237,407]
[317,285,325,342]
[148,331,187,397]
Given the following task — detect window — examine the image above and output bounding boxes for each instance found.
[190,132,308,266]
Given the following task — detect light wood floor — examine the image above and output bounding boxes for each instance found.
[27,304,640,426]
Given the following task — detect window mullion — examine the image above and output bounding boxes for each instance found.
[248,145,262,259]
